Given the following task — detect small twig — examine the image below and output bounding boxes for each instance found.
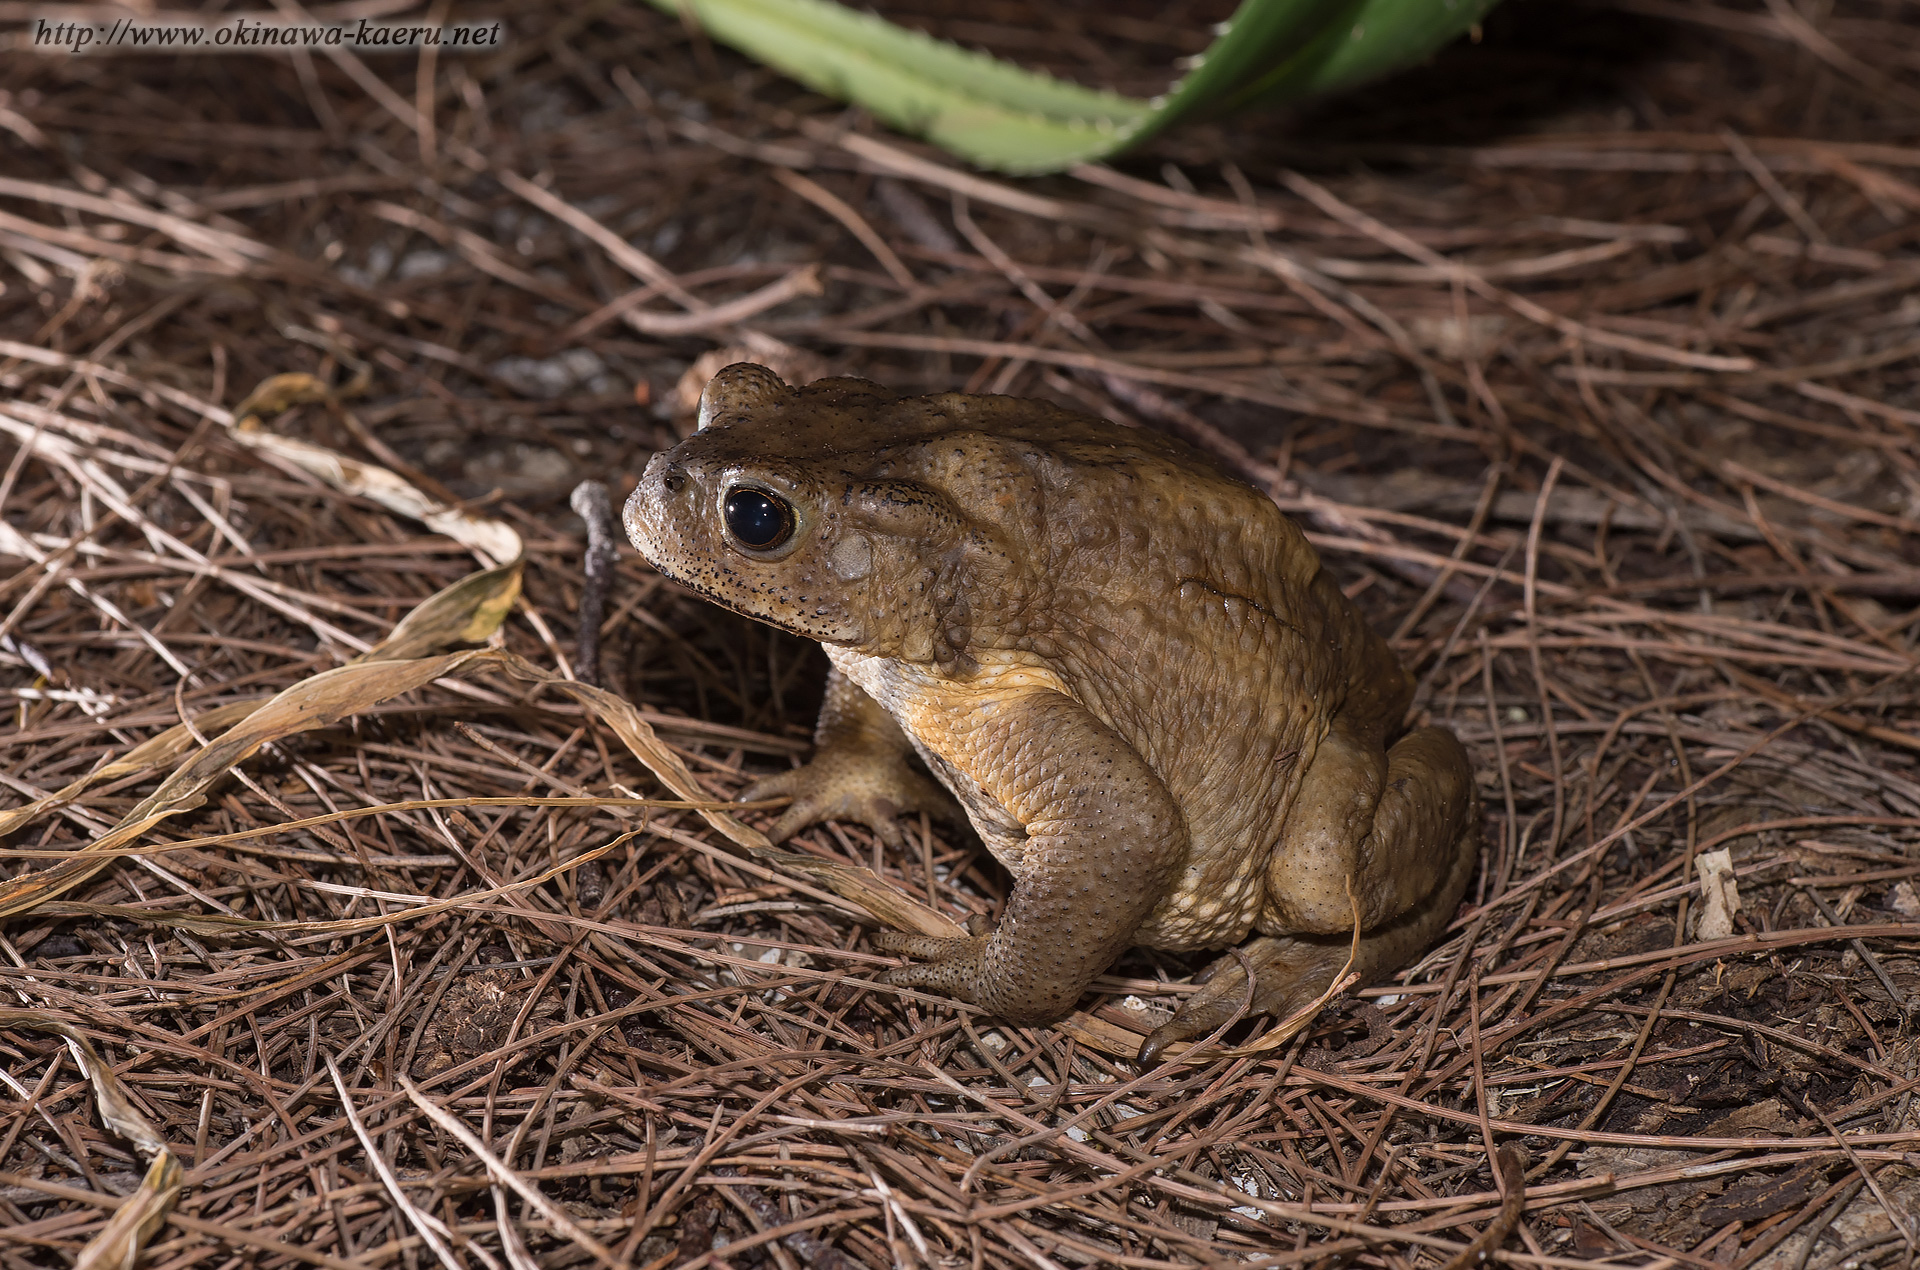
[1438,1143,1529,1270]
[1780,1084,1917,1259]
[774,167,916,291]
[324,1059,467,1270]
[1799,883,1910,1013]
[713,1166,861,1270]
[569,480,618,687]
[397,1075,619,1268]
[1724,128,1829,245]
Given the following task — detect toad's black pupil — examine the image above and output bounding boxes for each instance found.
[724,488,792,548]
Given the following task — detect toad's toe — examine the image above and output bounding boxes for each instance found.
[741,746,950,848]
[1135,935,1351,1067]
[875,931,993,1004]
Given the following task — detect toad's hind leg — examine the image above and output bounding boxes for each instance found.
[1137,726,1478,1067]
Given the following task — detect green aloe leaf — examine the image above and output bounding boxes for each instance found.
[650,0,1501,173]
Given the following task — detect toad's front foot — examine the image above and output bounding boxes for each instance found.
[1135,935,1354,1068]
[873,928,992,1002]
[741,744,950,849]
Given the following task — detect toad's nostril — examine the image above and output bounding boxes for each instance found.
[660,464,686,494]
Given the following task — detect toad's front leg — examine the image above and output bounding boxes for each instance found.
[875,689,1187,1025]
[741,666,953,849]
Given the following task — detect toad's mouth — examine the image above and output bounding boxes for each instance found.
[677,576,826,642]
[635,550,850,648]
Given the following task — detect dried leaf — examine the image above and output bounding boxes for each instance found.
[0,533,520,846]
[0,526,529,918]
[1695,847,1742,941]
[361,558,523,661]
[228,371,522,567]
[0,1009,182,1270]
[0,649,496,923]
[0,697,265,840]
[73,1152,183,1270]
[229,422,523,567]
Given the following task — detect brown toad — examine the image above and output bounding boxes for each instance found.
[625,364,1479,1062]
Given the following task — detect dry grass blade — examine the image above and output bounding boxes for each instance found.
[0,1010,182,1270]
[0,562,517,844]
[0,648,500,921]
[0,697,265,838]
[324,1058,466,1270]
[744,844,967,938]
[228,373,524,568]
[486,648,962,934]
[399,1074,619,1267]
[71,1152,185,1270]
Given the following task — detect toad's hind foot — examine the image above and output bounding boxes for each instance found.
[1136,934,1355,1067]
[872,910,1093,1027]
[740,744,950,849]
[1136,807,1477,1068]
[1139,723,1484,1066]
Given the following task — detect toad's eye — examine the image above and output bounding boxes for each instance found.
[723,487,794,550]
